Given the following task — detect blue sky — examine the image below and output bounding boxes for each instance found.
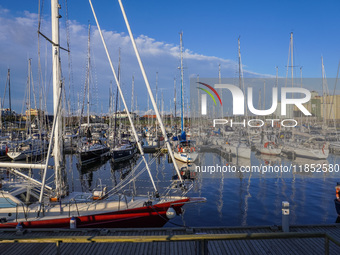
[0,0,339,115]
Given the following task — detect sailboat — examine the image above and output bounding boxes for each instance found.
[111,140,137,163]
[0,0,205,229]
[173,32,198,163]
[211,49,251,160]
[110,50,137,163]
[0,70,12,161]
[77,24,110,165]
[7,59,48,161]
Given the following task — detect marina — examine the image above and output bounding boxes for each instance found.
[1,0,340,254]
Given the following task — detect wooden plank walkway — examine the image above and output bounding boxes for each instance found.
[0,224,340,254]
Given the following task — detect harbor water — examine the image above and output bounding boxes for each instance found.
[33,149,340,228]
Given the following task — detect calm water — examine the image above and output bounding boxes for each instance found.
[34,150,340,228]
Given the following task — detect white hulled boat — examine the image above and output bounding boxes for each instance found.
[174,139,199,163]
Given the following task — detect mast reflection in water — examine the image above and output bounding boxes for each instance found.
[59,151,340,227]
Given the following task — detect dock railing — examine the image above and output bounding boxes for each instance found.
[1,231,340,255]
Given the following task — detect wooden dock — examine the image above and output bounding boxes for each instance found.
[0,224,340,254]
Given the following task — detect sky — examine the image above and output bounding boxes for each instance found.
[0,0,339,116]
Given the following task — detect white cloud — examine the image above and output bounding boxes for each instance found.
[0,7,9,15]
[0,7,266,115]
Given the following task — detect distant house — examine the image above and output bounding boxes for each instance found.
[114,110,137,119]
[142,114,157,119]
[25,108,45,117]
[1,108,16,117]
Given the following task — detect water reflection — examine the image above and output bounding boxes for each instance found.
[76,157,109,192]
[61,149,339,228]
[256,154,282,166]
[292,157,329,177]
[174,160,198,181]
[78,157,110,174]
[110,155,140,187]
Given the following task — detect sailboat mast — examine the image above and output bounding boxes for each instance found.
[117,0,183,182]
[238,37,242,90]
[156,72,158,109]
[321,56,326,126]
[174,78,176,134]
[89,0,163,191]
[263,81,266,110]
[28,59,32,137]
[180,32,184,132]
[275,66,278,87]
[131,75,134,112]
[118,48,121,113]
[290,32,294,88]
[52,0,62,194]
[238,37,247,116]
[155,72,158,135]
[87,24,91,125]
[161,91,164,119]
[8,69,11,120]
[219,64,223,118]
[113,71,119,147]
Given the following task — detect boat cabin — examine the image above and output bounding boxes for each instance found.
[176,140,196,153]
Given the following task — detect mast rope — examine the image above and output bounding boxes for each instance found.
[63,0,75,116]
[74,151,163,211]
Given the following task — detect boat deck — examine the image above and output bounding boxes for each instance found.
[0,224,340,254]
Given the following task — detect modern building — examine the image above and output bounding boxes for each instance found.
[293,91,340,122]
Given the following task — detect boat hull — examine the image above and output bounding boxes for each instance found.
[257,148,281,156]
[0,148,10,161]
[7,147,47,161]
[112,147,136,163]
[0,198,191,229]
[80,147,110,164]
[335,199,340,216]
[174,151,198,163]
[293,148,329,160]
[7,151,27,161]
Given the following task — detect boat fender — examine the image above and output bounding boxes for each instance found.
[70,216,77,229]
[16,222,24,230]
[264,142,275,148]
[50,197,59,202]
[336,185,340,200]
[166,207,176,219]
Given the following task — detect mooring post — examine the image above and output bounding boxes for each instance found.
[56,240,61,255]
[282,201,290,232]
